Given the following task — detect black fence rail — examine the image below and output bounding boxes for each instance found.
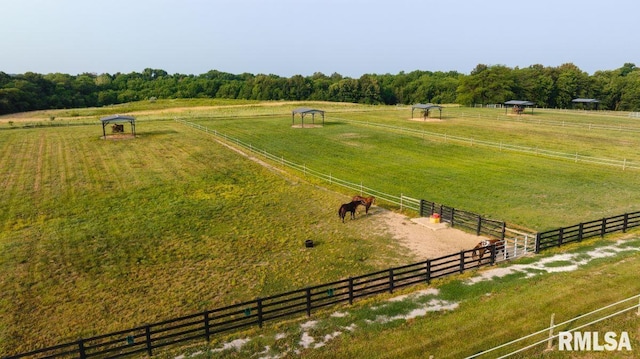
[4,245,504,359]
[535,211,640,252]
[419,200,506,239]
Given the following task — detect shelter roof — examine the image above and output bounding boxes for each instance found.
[412,103,443,110]
[292,107,324,114]
[504,100,535,106]
[572,98,600,103]
[100,115,136,123]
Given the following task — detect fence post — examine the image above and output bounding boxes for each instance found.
[78,339,87,359]
[601,217,607,238]
[476,215,482,236]
[578,223,584,242]
[557,227,564,247]
[490,244,496,265]
[204,311,211,342]
[145,324,153,356]
[535,233,541,253]
[348,277,354,305]
[257,298,264,328]
[389,269,395,294]
[420,199,426,217]
[623,213,629,233]
[306,288,312,317]
[459,251,465,273]
[501,222,506,241]
[547,313,556,350]
[426,260,431,284]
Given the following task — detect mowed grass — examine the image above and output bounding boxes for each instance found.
[3,100,640,356]
[292,235,640,359]
[0,120,414,354]
[187,105,640,230]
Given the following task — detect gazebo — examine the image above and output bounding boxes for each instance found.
[504,100,535,114]
[291,108,325,127]
[411,103,443,120]
[100,115,136,138]
[572,98,600,110]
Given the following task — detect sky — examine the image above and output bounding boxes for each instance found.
[1,0,639,78]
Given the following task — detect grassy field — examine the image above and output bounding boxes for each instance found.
[0,117,415,354]
[173,234,640,358]
[182,104,640,230]
[1,100,640,356]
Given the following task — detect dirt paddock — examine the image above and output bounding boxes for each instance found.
[367,206,487,260]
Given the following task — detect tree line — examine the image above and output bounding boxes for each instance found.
[1,62,639,115]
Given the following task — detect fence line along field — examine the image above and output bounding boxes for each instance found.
[2,100,640,356]
[185,103,640,230]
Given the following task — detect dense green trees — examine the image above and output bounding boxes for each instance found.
[1,63,639,115]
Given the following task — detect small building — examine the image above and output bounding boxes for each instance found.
[572,98,600,110]
[411,103,443,120]
[504,100,535,115]
[100,115,136,138]
[291,108,325,127]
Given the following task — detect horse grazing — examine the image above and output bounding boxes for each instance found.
[338,199,365,223]
[471,239,506,261]
[352,195,375,215]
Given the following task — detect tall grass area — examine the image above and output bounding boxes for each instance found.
[0,119,414,355]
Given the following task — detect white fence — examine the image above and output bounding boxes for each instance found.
[334,116,640,170]
[177,119,421,213]
[499,228,536,261]
[464,293,640,358]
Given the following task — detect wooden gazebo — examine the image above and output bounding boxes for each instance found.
[100,115,136,138]
[291,108,325,127]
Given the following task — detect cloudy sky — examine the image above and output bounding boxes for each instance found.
[1,0,638,77]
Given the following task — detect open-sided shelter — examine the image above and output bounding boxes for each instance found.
[411,103,443,119]
[504,100,535,114]
[100,115,136,138]
[572,98,600,110]
[291,108,325,127]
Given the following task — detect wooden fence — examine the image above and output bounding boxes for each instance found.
[419,199,506,239]
[535,211,640,252]
[4,246,503,359]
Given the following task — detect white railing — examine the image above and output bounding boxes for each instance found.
[501,228,537,260]
[335,116,640,170]
[177,119,421,213]
[465,293,640,358]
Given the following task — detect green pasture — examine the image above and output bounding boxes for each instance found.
[2,100,640,356]
[204,235,638,359]
[184,103,640,230]
[0,119,415,354]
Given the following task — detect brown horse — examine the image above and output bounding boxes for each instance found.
[352,195,375,215]
[471,239,505,261]
[339,199,365,223]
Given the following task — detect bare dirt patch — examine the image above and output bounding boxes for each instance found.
[367,206,487,260]
[291,124,323,128]
[407,117,443,123]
